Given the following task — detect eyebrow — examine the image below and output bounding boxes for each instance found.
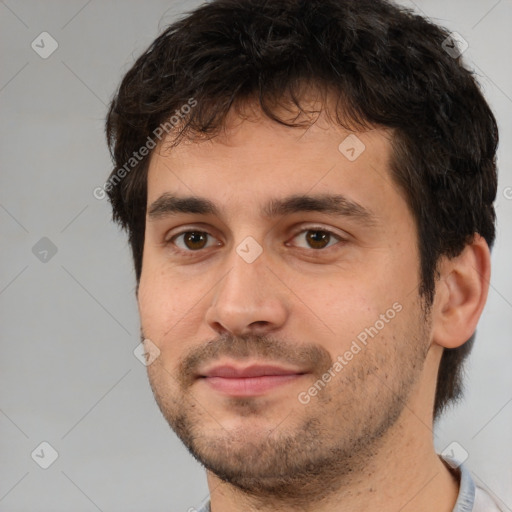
[147,192,378,227]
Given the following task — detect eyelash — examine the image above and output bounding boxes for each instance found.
[164,226,346,256]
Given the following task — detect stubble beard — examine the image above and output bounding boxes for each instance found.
[146,319,430,505]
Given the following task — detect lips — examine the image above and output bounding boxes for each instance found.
[200,364,305,378]
[198,362,307,396]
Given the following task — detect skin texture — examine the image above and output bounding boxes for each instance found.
[137,103,490,512]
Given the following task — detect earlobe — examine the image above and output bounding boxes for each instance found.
[431,235,491,349]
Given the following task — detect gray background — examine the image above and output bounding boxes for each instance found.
[0,1,511,510]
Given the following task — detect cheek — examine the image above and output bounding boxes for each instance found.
[295,273,407,352]
[137,270,207,349]
[138,271,170,327]
[293,278,370,341]
[137,271,170,342]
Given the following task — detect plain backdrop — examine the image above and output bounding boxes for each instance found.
[1,1,511,511]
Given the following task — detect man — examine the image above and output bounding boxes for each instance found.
[104,0,502,510]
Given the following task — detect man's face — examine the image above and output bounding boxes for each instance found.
[138,107,432,497]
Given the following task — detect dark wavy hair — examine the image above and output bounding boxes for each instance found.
[104,0,498,420]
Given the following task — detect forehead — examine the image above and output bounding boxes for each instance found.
[145,107,401,224]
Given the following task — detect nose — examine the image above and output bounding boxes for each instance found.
[205,247,289,337]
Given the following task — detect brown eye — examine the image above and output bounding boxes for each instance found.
[305,230,331,249]
[184,232,208,250]
[289,228,343,250]
[172,231,215,251]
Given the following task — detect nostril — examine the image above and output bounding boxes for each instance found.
[249,320,270,329]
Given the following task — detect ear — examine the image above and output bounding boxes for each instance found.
[431,234,491,349]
